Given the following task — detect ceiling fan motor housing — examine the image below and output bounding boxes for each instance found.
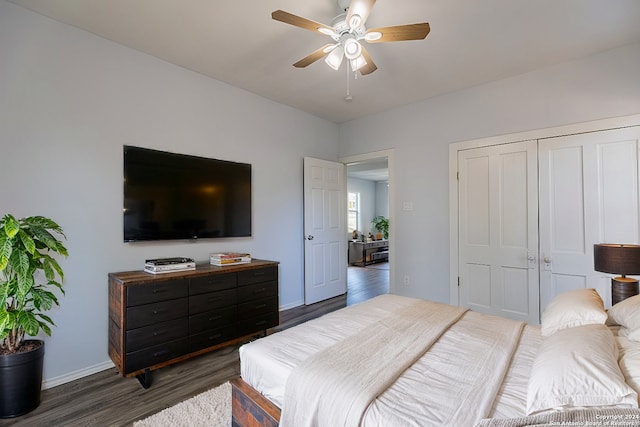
[331,14,366,40]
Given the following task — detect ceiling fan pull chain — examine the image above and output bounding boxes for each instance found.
[345,62,353,101]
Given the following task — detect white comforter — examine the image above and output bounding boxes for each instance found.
[239,294,542,426]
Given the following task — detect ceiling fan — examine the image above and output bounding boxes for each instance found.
[272,0,430,75]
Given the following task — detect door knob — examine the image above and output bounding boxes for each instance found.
[543,256,552,263]
[305,235,314,241]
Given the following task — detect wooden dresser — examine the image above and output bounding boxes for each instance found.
[108,259,279,387]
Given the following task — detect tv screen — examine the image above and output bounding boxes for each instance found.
[123,146,252,242]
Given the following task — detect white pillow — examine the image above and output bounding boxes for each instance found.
[618,336,640,404]
[609,295,640,342]
[541,288,608,337]
[527,324,638,415]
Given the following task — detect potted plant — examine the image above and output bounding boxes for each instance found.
[371,216,389,240]
[0,215,67,418]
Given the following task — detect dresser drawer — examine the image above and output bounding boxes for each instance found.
[237,267,277,286]
[369,241,388,249]
[125,338,189,374]
[189,273,236,295]
[237,312,279,336]
[238,296,278,318]
[126,318,188,353]
[189,288,236,314]
[237,281,277,304]
[126,279,188,307]
[189,326,237,352]
[189,306,236,334]
[126,298,188,330]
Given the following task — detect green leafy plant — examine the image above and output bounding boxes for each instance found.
[371,216,389,239]
[0,215,68,353]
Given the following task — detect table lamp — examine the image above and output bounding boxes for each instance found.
[594,243,640,305]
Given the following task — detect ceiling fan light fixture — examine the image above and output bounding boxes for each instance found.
[364,31,382,42]
[325,45,344,70]
[343,37,362,60]
[350,55,367,72]
[348,14,362,29]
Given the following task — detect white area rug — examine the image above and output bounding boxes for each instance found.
[133,382,231,427]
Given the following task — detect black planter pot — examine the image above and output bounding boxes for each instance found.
[0,340,44,418]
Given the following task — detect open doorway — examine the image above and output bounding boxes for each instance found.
[341,150,393,304]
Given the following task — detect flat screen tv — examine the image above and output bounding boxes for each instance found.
[123,146,251,242]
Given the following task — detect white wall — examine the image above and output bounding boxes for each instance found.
[339,43,640,303]
[347,177,376,236]
[375,181,389,219]
[0,1,339,386]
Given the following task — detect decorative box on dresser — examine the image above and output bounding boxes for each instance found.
[108,259,279,388]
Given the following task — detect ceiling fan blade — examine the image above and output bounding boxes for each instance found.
[359,46,377,75]
[365,23,430,43]
[272,10,334,34]
[346,0,376,28]
[293,44,335,68]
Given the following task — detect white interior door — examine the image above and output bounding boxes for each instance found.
[458,140,539,323]
[539,127,640,309]
[303,157,347,305]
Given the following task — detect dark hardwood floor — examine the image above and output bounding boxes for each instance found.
[0,264,388,427]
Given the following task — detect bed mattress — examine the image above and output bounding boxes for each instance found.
[239,294,542,425]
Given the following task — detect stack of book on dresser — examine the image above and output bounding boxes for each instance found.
[144,257,196,274]
[210,252,251,266]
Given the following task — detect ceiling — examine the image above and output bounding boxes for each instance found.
[9,0,640,123]
[347,158,388,182]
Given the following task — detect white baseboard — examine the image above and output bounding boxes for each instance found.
[43,360,115,390]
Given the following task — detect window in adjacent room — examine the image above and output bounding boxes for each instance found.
[348,192,360,234]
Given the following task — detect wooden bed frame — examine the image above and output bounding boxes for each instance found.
[231,377,281,427]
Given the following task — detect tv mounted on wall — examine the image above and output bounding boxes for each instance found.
[123,146,252,242]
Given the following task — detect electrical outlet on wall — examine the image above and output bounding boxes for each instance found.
[403,275,410,286]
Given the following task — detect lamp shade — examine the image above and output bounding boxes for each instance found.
[594,244,640,275]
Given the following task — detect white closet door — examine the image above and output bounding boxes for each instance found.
[458,140,539,323]
[539,127,640,309]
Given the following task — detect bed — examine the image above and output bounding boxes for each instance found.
[231,290,640,426]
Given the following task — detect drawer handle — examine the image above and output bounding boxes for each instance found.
[153,350,169,357]
[208,315,222,321]
[208,333,222,340]
[152,309,166,315]
[207,296,222,302]
[255,320,266,326]
[255,304,267,309]
[153,289,168,294]
[152,331,166,337]
[253,271,265,276]
[253,288,266,294]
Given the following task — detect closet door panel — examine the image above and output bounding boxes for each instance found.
[458,140,539,323]
[599,140,639,242]
[539,127,640,309]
